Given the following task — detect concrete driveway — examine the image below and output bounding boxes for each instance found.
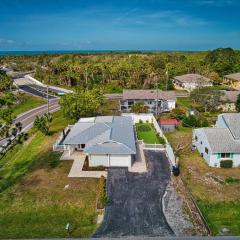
[93,151,174,238]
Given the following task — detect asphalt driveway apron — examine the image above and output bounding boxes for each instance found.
[93,151,174,237]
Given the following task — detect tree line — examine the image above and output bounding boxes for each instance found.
[2,48,240,92]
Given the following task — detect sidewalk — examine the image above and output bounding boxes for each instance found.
[129,143,147,173]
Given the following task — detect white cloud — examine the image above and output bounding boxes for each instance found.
[0,38,15,45]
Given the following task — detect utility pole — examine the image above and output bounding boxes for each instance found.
[165,67,169,91]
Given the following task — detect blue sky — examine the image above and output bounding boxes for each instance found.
[0,0,240,51]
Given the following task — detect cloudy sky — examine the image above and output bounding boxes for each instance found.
[0,0,239,51]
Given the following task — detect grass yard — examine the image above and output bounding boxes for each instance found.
[176,97,192,109]
[165,127,240,236]
[0,111,99,238]
[12,94,45,116]
[135,122,160,144]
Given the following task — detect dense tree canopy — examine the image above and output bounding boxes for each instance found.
[0,71,12,92]
[2,48,240,92]
[59,88,105,121]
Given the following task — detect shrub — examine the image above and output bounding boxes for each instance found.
[98,176,110,209]
[182,115,209,128]
[158,136,166,145]
[137,124,151,132]
[139,119,143,124]
[220,160,233,168]
[225,177,240,184]
[82,157,106,171]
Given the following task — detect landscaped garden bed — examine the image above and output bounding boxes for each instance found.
[82,156,107,171]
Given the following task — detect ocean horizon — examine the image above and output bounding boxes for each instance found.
[0,49,204,56]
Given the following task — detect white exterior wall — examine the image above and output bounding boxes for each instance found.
[193,129,212,164]
[167,100,176,110]
[89,154,109,167]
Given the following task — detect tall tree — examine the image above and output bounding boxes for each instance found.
[59,88,104,121]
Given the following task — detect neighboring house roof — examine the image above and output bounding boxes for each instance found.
[224,73,240,81]
[195,113,240,153]
[201,128,240,153]
[122,90,176,101]
[159,119,179,125]
[220,91,240,103]
[63,116,136,155]
[173,74,212,84]
[221,113,240,140]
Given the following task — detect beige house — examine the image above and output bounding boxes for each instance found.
[223,73,240,89]
[173,73,213,92]
[219,91,240,112]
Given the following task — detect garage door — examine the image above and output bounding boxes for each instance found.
[89,154,108,167]
[109,155,131,167]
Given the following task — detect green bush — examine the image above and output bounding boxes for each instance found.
[225,177,240,184]
[158,136,166,145]
[182,115,209,128]
[220,160,233,168]
[98,176,110,209]
[139,119,143,124]
[137,124,151,132]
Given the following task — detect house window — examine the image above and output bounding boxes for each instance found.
[195,136,198,141]
[128,100,134,105]
[205,147,209,154]
[200,141,202,144]
[221,153,230,159]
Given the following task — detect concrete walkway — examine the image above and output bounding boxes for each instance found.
[60,151,107,178]
[129,143,147,173]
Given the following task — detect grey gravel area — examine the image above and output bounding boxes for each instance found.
[93,151,174,238]
[163,182,195,236]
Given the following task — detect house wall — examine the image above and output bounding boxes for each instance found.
[120,99,175,113]
[160,124,176,132]
[210,153,240,168]
[193,129,211,164]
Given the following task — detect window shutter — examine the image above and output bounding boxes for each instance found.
[230,153,234,159]
[217,153,220,159]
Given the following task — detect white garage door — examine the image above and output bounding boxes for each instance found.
[89,154,108,167]
[109,155,131,167]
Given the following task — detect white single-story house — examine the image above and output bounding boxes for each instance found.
[219,90,240,112]
[193,113,240,167]
[173,73,213,92]
[120,89,176,113]
[54,116,136,168]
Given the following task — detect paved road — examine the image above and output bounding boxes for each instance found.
[93,151,173,238]
[18,84,56,99]
[0,99,60,148]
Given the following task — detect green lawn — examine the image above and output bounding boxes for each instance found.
[135,122,160,144]
[0,111,99,238]
[198,201,240,235]
[12,95,45,116]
